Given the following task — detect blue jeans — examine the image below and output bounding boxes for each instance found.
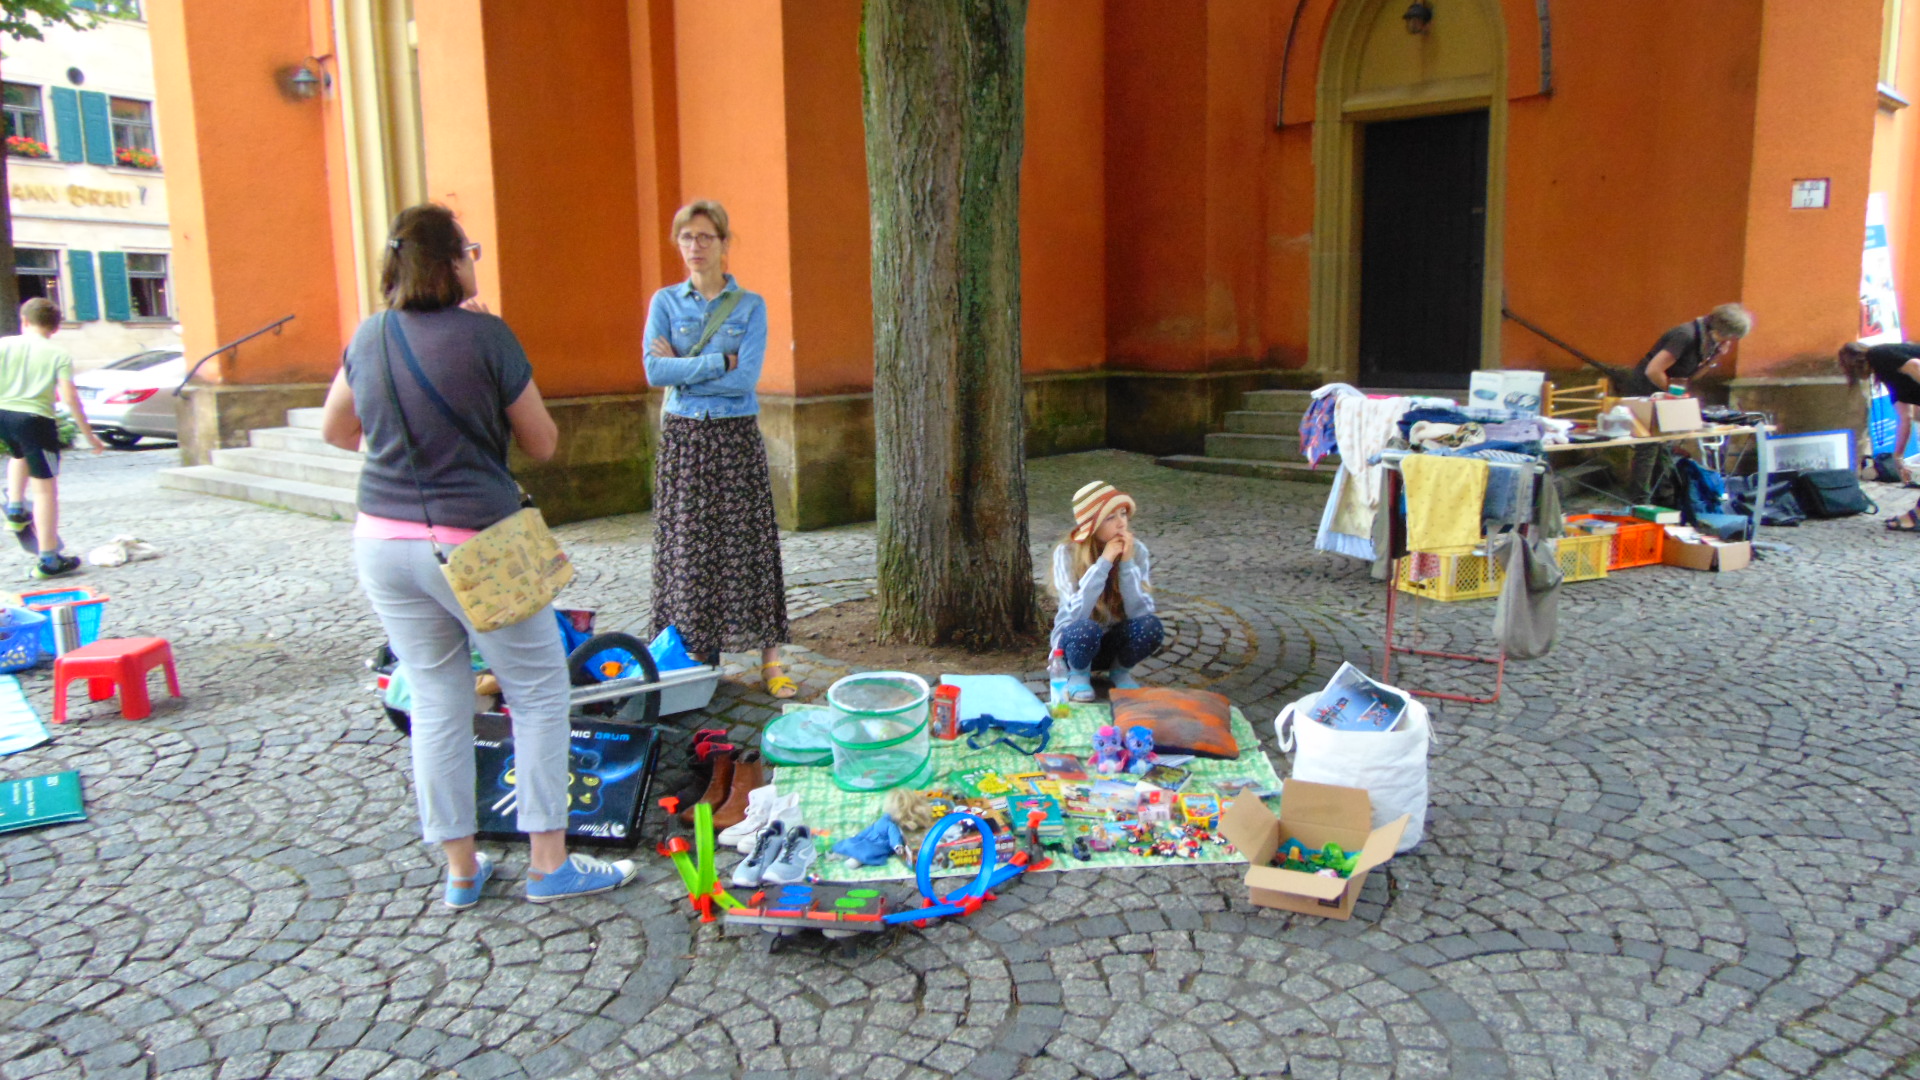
[1058,616,1164,672]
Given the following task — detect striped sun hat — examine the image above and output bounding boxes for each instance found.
[1071,481,1137,543]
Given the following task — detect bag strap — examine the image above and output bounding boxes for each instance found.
[686,290,745,359]
[377,312,450,565]
[385,312,513,480]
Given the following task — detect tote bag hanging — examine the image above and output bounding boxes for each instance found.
[379,313,573,633]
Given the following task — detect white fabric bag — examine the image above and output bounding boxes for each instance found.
[1275,691,1432,851]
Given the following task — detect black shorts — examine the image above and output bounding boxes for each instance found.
[0,410,61,479]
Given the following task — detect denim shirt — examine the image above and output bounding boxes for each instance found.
[643,276,768,419]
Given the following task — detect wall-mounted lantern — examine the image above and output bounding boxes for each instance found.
[1403,2,1434,34]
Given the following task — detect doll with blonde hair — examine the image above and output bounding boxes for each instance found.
[1050,481,1163,702]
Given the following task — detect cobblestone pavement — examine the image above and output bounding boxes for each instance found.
[4,445,1918,1080]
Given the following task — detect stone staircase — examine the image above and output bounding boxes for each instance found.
[1159,386,1436,483]
[158,407,361,519]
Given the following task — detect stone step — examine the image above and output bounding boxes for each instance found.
[1240,389,1314,414]
[1224,409,1303,435]
[1204,432,1303,462]
[248,425,367,460]
[1156,455,1339,485]
[157,465,357,520]
[287,407,324,431]
[211,446,363,488]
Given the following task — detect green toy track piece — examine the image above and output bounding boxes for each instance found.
[694,802,718,896]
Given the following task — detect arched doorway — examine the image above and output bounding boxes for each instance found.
[1308,0,1508,389]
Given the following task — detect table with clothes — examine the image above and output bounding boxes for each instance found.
[1305,389,1569,573]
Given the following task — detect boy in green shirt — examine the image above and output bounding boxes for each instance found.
[0,299,105,577]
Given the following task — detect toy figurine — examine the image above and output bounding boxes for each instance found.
[833,814,908,868]
[1123,726,1158,776]
[1091,725,1128,774]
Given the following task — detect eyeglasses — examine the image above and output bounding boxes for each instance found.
[462,241,483,262]
[677,232,722,249]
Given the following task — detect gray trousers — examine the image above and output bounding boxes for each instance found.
[355,539,571,843]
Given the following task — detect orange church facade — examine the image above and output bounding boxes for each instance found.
[148,0,1920,527]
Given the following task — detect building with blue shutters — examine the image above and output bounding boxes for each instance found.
[2,0,177,368]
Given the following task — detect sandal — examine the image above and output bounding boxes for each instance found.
[1887,509,1920,532]
[762,661,798,700]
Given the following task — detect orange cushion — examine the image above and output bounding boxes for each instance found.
[1110,687,1239,760]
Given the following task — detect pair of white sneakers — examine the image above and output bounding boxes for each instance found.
[716,784,801,853]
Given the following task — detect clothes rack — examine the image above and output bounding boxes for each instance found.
[1376,451,1551,705]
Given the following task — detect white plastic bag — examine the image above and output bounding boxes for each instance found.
[1275,691,1431,851]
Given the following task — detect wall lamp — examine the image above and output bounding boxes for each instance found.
[282,56,332,101]
[1403,1,1433,34]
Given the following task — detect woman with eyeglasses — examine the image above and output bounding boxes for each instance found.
[319,204,641,908]
[643,200,795,700]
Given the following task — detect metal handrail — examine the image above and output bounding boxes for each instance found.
[1500,306,1626,382]
[172,314,297,395]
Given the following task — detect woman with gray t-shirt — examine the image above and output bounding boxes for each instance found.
[318,204,639,909]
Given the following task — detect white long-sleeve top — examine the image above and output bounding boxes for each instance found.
[1050,541,1155,647]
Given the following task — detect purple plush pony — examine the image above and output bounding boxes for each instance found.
[1090,724,1128,774]
[1124,725,1158,776]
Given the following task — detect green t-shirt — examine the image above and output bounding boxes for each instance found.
[0,334,71,418]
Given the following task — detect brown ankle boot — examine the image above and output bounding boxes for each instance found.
[678,750,734,827]
[711,752,764,831]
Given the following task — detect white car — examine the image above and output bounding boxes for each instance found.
[74,349,185,448]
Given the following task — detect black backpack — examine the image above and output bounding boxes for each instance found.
[1790,469,1878,518]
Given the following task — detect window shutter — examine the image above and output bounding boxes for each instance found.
[78,90,111,166]
[97,252,130,321]
[67,251,98,322]
[49,88,82,163]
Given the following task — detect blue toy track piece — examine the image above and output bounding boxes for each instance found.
[882,811,1031,926]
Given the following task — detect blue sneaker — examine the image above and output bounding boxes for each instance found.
[444,851,494,910]
[1066,670,1096,703]
[526,853,638,903]
[1108,666,1142,690]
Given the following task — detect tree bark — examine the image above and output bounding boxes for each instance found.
[863,0,1034,648]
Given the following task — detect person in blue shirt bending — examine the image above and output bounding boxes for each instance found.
[643,200,795,699]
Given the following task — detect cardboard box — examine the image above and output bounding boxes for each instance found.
[1469,370,1547,415]
[1219,782,1408,921]
[1661,535,1751,572]
[1652,395,1703,433]
[1618,397,1657,436]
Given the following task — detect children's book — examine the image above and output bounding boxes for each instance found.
[1006,793,1065,843]
[1087,779,1139,815]
[1141,763,1191,791]
[1008,771,1051,795]
[1307,662,1410,733]
[0,771,84,834]
[948,768,1014,799]
[1035,753,1087,781]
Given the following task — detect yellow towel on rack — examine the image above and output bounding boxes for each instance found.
[1401,454,1489,553]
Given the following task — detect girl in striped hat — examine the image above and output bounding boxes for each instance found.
[1050,480,1164,702]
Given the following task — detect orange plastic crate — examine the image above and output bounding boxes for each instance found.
[1564,514,1665,570]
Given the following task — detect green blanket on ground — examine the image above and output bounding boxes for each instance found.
[771,701,1280,882]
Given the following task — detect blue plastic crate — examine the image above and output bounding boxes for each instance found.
[11,587,108,658]
[0,608,46,673]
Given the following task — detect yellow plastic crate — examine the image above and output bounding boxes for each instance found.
[1396,534,1609,601]
[1555,531,1611,583]
[1395,550,1504,602]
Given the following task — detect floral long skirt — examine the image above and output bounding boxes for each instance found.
[650,413,790,657]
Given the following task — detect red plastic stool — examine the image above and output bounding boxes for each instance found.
[53,637,181,723]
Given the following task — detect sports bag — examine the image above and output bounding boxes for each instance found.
[1790,468,1877,519]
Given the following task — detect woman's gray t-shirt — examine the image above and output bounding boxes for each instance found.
[343,308,533,530]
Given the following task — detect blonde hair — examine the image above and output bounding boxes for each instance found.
[670,199,730,241]
[1707,303,1752,339]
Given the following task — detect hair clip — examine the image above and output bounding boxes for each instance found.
[388,238,403,251]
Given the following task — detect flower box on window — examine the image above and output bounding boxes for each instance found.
[5,136,50,159]
[114,147,158,170]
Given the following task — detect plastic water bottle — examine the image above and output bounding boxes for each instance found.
[1047,649,1069,715]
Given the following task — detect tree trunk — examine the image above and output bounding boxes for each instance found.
[863,0,1034,649]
